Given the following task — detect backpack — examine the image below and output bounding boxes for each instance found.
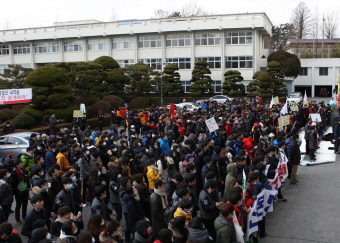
[164,206,177,225]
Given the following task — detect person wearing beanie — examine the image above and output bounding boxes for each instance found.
[31,227,50,243]
[3,154,14,173]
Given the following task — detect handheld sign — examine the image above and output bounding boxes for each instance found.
[73,110,83,118]
[309,113,322,122]
[205,118,219,132]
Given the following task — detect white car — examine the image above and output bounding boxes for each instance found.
[167,102,200,111]
[209,95,233,103]
[286,92,302,103]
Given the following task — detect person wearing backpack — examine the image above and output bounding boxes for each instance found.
[150,179,168,238]
[21,147,35,177]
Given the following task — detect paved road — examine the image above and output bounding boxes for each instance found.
[260,158,339,243]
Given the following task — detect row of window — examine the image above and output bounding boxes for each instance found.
[181,80,222,93]
[0,64,31,74]
[299,67,329,76]
[0,32,254,55]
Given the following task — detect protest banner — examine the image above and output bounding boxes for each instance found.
[273,96,279,104]
[246,189,277,240]
[73,110,83,117]
[0,88,32,104]
[268,153,288,190]
[205,117,219,132]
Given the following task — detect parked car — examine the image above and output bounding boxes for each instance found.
[167,102,200,111]
[209,95,234,103]
[0,132,40,159]
[286,92,302,103]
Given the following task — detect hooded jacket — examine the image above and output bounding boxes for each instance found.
[214,216,237,243]
[0,178,13,206]
[56,153,71,174]
[187,228,213,243]
[147,165,160,189]
[223,163,237,202]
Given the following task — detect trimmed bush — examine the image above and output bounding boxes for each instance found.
[77,96,99,106]
[0,111,9,123]
[1,109,19,119]
[129,97,150,109]
[102,95,125,109]
[12,113,36,129]
[86,104,105,118]
[114,93,131,103]
[32,95,47,107]
[22,107,44,122]
[92,56,120,70]
[47,94,74,109]
[94,101,111,113]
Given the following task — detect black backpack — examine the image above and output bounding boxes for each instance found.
[164,206,177,225]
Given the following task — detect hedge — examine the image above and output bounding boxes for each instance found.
[102,95,125,110]
[22,107,44,122]
[12,113,37,129]
[129,97,150,109]
[0,109,19,119]
[77,96,99,106]
[0,111,9,124]
[94,100,111,113]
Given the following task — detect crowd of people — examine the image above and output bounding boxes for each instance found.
[0,96,333,243]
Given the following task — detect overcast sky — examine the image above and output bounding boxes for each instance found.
[1,0,339,36]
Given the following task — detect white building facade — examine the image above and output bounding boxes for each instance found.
[0,13,272,93]
[293,58,340,97]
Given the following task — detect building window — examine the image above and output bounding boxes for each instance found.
[211,80,222,93]
[166,58,191,69]
[226,56,253,68]
[299,67,308,76]
[181,81,192,93]
[0,45,9,55]
[138,36,161,48]
[138,59,161,70]
[319,67,328,76]
[117,59,135,68]
[87,39,108,51]
[195,33,221,46]
[64,41,83,52]
[195,57,221,69]
[13,44,30,54]
[166,34,191,47]
[112,37,134,50]
[0,64,8,74]
[225,32,253,44]
[34,42,60,53]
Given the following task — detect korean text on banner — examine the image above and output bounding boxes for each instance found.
[246,189,276,241]
[0,88,32,105]
[205,117,219,132]
[73,110,83,118]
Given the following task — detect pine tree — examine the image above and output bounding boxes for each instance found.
[162,64,183,96]
[267,61,287,97]
[222,70,245,97]
[247,71,273,99]
[190,60,213,97]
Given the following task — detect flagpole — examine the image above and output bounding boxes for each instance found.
[322,14,324,59]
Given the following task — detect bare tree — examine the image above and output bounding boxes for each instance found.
[152,9,170,19]
[324,11,338,39]
[181,1,207,17]
[290,1,313,38]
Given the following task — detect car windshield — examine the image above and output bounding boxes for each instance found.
[289,94,300,98]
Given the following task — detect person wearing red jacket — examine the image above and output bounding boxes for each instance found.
[225,121,232,137]
[178,122,185,138]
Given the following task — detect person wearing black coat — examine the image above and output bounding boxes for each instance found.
[123,186,145,241]
[150,180,168,238]
[90,185,115,223]
[0,169,13,220]
[148,142,160,161]
[0,222,22,243]
[193,149,204,194]
[21,195,50,240]
[201,157,212,183]
[290,134,301,184]
[55,178,76,214]
[45,167,62,209]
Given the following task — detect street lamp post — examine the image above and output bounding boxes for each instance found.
[160,59,165,106]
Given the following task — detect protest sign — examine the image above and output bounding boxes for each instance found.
[73,110,83,117]
[205,117,219,132]
[246,189,277,240]
[273,96,279,104]
[309,113,322,122]
[0,88,32,104]
[290,102,299,112]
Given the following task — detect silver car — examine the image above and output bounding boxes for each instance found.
[209,95,234,103]
[0,132,40,159]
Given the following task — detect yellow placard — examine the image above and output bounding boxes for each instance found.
[274,96,279,105]
[290,102,299,112]
[73,110,83,117]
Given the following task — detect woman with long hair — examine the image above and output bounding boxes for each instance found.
[133,220,153,243]
[187,217,213,243]
[133,173,151,221]
[99,220,123,243]
[153,229,173,243]
[76,232,93,243]
[88,168,106,204]
[88,214,105,243]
